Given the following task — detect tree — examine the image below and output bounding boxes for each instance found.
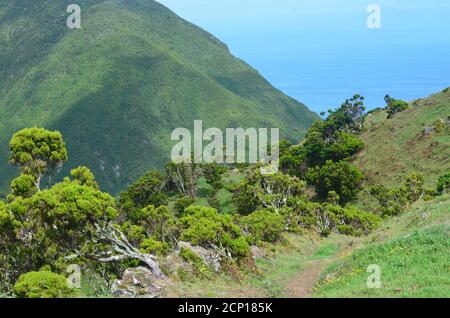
[384,95,408,119]
[165,161,202,198]
[118,170,167,221]
[307,160,363,205]
[9,128,68,190]
[233,171,305,214]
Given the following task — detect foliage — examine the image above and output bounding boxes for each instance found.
[70,166,99,190]
[8,128,68,190]
[166,161,202,198]
[307,160,363,205]
[10,174,37,199]
[14,270,73,298]
[370,173,425,217]
[436,172,450,195]
[174,196,195,216]
[179,247,212,278]
[240,209,286,244]
[233,171,305,214]
[118,170,167,222]
[385,95,409,119]
[288,199,380,236]
[138,205,177,244]
[178,206,249,258]
[139,238,170,257]
[0,180,118,287]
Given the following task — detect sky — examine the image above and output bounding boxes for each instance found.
[157,0,450,113]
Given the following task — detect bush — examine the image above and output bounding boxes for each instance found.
[307,160,363,205]
[385,95,409,118]
[436,172,450,195]
[178,206,250,258]
[240,209,285,244]
[14,271,73,298]
[289,199,380,236]
[174,196,195,216]
[139,238,170,256]
[371,173,426,217]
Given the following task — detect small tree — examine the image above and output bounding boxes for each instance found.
[9,128,68,190]
[165,161,202,198]
[385,95,409,119]
[308,160,363,205]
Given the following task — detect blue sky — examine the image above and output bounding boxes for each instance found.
[157,0,450,113]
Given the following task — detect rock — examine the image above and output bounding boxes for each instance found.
[111,266,166,298]
[250,245,266,259]
[422,126,435,135]
[178,241,222,272]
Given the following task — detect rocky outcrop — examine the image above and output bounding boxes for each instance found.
[178,241,223,273]
[111,267,167,298]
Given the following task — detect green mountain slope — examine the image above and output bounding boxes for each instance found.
[0,0,318,193]
[354,88,450,207]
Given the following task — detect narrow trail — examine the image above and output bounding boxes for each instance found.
[286,242,356,298]
[285,259,330,298]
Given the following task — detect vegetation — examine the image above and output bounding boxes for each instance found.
[0,0,318,194]
[314,194,450,298]
[14,270,73,298]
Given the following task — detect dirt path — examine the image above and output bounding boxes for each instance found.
[286,241,356,298]
[285,259,330,298]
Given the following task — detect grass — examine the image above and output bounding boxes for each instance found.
[313,194,450,298]
[354,88,450,208]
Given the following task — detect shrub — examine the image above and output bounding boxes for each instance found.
[436,172,450,195]
[14,271,73,298]
[289,199,380,236]
[307,160,363,205]
[178,206,250,258]
[174,196,195,216]
[240,209,285,244]
[385,95,409,118]
[139,238,170,256]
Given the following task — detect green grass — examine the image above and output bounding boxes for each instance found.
[314,194,450,298]
[354,88,450,208]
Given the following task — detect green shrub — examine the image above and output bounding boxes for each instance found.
[139,238,170,256]
[289,199,380,236]
[14,271,73,298]
[385,95,409,118]
[240,209,285,244]
[307,160,363,205]
[174,196,195,216]
[178,206,250,258]
[436,172,450,195]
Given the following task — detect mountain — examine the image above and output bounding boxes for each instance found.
[354,87,450,207]
[0,0,318,194]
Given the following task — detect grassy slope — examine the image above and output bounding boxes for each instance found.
[314,194,450,298]
[0,0,318,194]
[354,88,450,208]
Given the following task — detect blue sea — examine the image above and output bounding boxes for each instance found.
[159,0,450,113]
